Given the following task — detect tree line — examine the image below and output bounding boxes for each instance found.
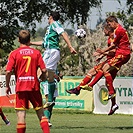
[0,0,133,76]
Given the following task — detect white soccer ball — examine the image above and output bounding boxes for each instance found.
[75,28,86,38]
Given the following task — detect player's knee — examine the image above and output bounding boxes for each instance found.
[47,77,54,82]
[47,70,55,82]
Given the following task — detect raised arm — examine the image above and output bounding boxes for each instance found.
[96,43,116,55]
[61,32,77,54]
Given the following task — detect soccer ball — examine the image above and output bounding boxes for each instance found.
[75,28,86,38]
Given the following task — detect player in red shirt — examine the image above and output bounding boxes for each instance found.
[81,16,131,115]
[5,30,50,133]
[66,24,117,96]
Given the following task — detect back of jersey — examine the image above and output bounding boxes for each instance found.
[6,46,45,92]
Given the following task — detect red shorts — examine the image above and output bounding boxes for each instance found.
[15,90,43,110]
[94,60,118,79]
[94,61,107,72]
[110,68,118,80]
[108,54,130,70]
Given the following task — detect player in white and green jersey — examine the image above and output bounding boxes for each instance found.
[43,20,64,50]
[31,12,77,125]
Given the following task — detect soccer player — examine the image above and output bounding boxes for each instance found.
[30,11,77,115]
[5,30,50,133]
[0,107,10,125]
[40,70,63,127]
[66,24,116,95]
[81,16,131,115]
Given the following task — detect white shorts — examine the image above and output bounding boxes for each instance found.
[43,49,60,71]
[54,81,59,97]
[40,81,49,95]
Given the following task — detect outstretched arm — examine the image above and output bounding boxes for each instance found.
[61,32,77,54]
[30,41,43,46]
[96,43,116,54]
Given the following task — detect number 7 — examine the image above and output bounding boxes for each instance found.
[23,56,31,72]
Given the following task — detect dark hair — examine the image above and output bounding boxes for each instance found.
[103,23,114,33]
[106,16,118,23]
[50,11,60,21]
[18,30,30,44]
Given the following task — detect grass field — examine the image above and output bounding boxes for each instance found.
[0,109,133,133]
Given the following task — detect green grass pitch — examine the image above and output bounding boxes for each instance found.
[0,108,133,133]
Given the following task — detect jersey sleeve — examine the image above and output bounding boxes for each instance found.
[52,21,64,35]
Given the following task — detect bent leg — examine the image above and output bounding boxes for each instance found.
[77,68,97,90]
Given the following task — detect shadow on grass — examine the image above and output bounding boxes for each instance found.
[52,126,133,130]
[114,126,133,130]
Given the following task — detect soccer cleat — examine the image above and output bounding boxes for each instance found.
[66,88,80,95]
[108,104,119,115]
[80,85,93,91]
[4,118,10,125]
[103,93,116,101]
[43,102,55,109]
[48,122,52,127]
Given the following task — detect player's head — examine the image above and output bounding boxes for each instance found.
[50,11,60,21]
[103,23,114,36]
[48,11,60,24]
[18,30,30,45]
[106,16,118,29]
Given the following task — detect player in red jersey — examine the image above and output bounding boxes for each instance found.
[0,107,10,125]
[5,30,50,133]
[81,16,131,115]
[66,24,117,96]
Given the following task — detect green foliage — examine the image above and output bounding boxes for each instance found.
[126,0,133,14]
[0,0,102,54]
[1,0,132,76]
[128,14,133,26]
[52,0,102,25]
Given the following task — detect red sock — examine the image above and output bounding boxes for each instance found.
[40,116,50,133]
[89,70,103,87]
[104,72,115,95]
[0,108,6,120]
[17,123,26,133]
[77,74,92,90]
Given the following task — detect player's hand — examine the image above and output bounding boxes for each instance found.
[95,54,104,62]
[54,74,60,82]
[70,47,77,54]
[96,48,103,54]
[93,51,101,56]
[39,73,47,82]
[5,86,12,98]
